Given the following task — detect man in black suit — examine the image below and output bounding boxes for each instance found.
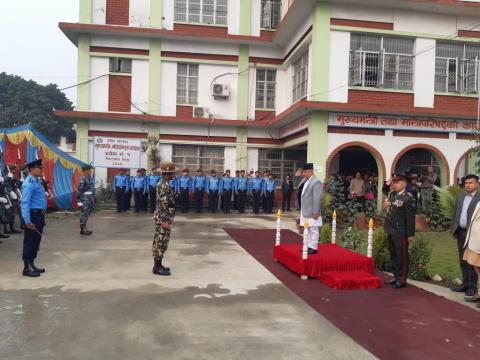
[450,174,480,299]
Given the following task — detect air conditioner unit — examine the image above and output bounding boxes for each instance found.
[212,84,230,99]
[193,106,210,119]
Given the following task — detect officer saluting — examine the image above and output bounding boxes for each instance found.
[77,165,95,236]
[384,173,416,288]
[20,159,47,277]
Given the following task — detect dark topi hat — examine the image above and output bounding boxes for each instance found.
[82,164,93,171]
[303,163,314,171]
[26,159,43,169]
[160,162,177,174]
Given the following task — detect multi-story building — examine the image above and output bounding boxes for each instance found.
[57,0,480,209]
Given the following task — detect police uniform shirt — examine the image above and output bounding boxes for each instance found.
[250,177,264,192]
[178,176,193,191]
[169,177,178,191]
[206,177,220,193]
[263,179,276,192]
[21,175,47,224]
[220,176,234,191]
[113,174,127,191]
[131,176,147,192]
[235,177,248,191]
[194,175,207,190]
[148,174,162,188]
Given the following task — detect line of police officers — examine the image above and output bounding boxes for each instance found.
[112,167,278,215]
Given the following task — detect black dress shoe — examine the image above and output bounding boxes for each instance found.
[307,248,318,255]
[23,262,40,277]
[0,232,9,239]
[391,280,406,289]
[451,285,467,292]
[384,278,397,285]
[9,224,21,234]
[32,262,45,273]
[465,288,477,297]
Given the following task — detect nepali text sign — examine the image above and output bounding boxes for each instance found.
[93,137,142,168]
[329,113,478,134]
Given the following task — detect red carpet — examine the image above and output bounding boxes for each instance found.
[273,243,380,289]
[225,228,480,360]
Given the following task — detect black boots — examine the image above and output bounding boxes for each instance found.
[80,225,93,236]
[9,223,21,234]
[0,231,9,239]
[4,224,12,234]
[32,261,45,273]
[23,261,40,277]
[153,258,171,276]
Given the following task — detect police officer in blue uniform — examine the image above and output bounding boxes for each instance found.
[249,171,264,214]
[263,172,276,214]
[148,167,162,213]
[20,159,47,277]
[131,169,148,213]
[234,170,248,214]
[141,168,149,211]
[125,170,133,211]
[193,169,207,213]
[178,169,193,213]
[112,169,128,212]
[206,170,220,213]
[220,169,234,214]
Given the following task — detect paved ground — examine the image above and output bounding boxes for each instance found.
[0,211,376,360]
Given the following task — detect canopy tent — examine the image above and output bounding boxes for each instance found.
[0,124,87,209]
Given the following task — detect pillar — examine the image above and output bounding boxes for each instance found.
[77,34,90,111]
[307,111,328,179]
[79,0,92,23]
[148,39,162,115]
[236,127,248,171]
[239,0,252,36]
[310,1,331,102]
[76,119,90,162]
[150,0,163,28]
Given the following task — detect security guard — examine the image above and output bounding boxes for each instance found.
[178,169,193,213]
[20,159,47,277]
[77,165,95,235]
[233,170,240,210]
[193,169,207,213]
[206,170,220,213]
[263,172,276,214]
[220,169,234,214]
[148,167,162,213]
[152,162,177,276]
[234,170,248,214]
[131,169,148,213]
[112,169,128,212]
[384,173,416,288]
[249,171,264,214]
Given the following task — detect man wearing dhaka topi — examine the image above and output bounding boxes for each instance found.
[299,163,323,255]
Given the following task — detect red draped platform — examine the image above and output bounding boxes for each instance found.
[273,243,382,289]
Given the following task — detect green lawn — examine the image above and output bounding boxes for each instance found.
[421,231,461,281]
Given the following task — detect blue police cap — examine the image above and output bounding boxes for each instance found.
[26,159,43,169]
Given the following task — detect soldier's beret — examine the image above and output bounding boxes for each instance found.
[182,168,189,173]
[392,173,408,181]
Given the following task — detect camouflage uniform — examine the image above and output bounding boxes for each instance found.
[77,175,95,226]
[152,178,176,260]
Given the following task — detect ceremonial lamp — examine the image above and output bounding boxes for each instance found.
[275,209,282,246]
[301,219,309,280]
[367,218,374,258]
[331,209,337,245]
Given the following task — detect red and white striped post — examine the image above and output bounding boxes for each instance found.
[367,218,374,258]
[331,209,337,245]
[301,219,309,280]
[275,209,282,246]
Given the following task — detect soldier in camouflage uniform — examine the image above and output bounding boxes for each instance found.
[152,162,177,276]
[76,165,95,236]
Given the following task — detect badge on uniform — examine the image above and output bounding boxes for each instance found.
[393,199,404,207]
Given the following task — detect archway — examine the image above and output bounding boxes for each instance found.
[391,144,450,186]
[326,141,386,212]
[454,151,476,185]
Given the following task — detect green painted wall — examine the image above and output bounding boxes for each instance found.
[77,34,91,111]
[236,127,248,171]
[76,119,90,162]
[148,39,162,115]
[79,0,92,23]
[311,1,331,101]
[237,45,249,120]
[239,0,252,36]
[467,153,477,175]
[307,111,328,180]
[150,0,163,28]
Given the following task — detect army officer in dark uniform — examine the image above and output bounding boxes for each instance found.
[384,173,416,288]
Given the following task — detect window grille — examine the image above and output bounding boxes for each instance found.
[174,0,227,25]
[292,52,309,101]
[177,63,199,105]
[258,149,306,181]
[172,145,225,174]
[349,34,414,90]
[260,0,282,29]
[256,69,276,109]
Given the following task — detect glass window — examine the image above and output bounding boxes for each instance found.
[261,0,282,29]
[177,63,199,105]
[174,0,227,25]
[172,145,225,174]
[258,149,307,181]
[435,42,480,94]
[109,58,132,73]
[292,52,309,102]
[349,34,414,90]
[256,69,276,109]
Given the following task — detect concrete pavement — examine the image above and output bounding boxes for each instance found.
[0,211,376,360]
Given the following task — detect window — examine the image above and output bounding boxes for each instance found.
[258,149,307,181]
[177,63,199,105]
[261,0,282,29]
[172,145,225,174]
[174,0,228,25]
[292,52,309,102]
[256,69,276,109]
[435,42,480,94]
[349,34,414,90]
[109,58,132,73]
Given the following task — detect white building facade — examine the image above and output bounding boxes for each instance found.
[58,0,480,207]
